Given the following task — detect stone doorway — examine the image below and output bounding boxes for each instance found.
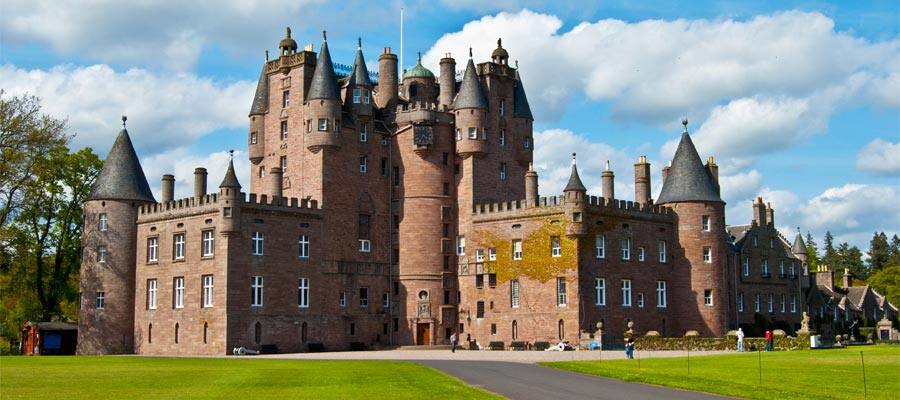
[416,322,430,345]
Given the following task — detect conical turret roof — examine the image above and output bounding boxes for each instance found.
[563,154,587,192]
[307,37,340,101]
[513,69,533,120]
[88,124,155,203]
[792,232,807,255]
[219,157,242,189]
[452,58,487,109]
[349,40,373,87]
[249,65,269,116]
[656,126,723,205]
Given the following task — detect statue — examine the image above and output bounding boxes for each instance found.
[798,312,810,334]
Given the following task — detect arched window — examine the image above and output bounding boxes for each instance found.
[254,322,262,344]
[148,323,153,343]
[301,322,308,343]
[175,323,180,344]
[558,319,565,340]
[203,322,208,344]
[512,320,518,340]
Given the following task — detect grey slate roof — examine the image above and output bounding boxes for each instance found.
[726,224,751,244]
[513,70,533,120]
[563,162,587,192]
[307,40,340,101]
[656,132,723,205]
[452,59,488,110]
[792,233,807,255]
[249,66,269,116]
[349,46,373,87]
[88,128,155,203]
[219,159,242,189]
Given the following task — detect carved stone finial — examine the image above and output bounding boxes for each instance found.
[265,49,269,61]
[322,30,327,41]
[121,115,127,128]
[469,47,473,58]
[497,38,502,48]
[286,27,292,38]
[681,117,689,133]
[571,152,577,165]
[358,37,362,49]
[229,149,234,161]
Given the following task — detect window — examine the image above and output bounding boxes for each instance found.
[383,292,390,308]
[353,88,361,103]
[250,132,258,144]
[475,249,484,262]
[790,261,796,276]
[638,247,645,262]
[512,239,523,260]
[202,275,214,308]
[173,277,184,309]
[593,278,607,306]
[621,239,631,260]
[767,293,774,313]
[468,127,478,139]
[499,163,507,180]
[780,294,785,313]
[753,236,758,247]
[251,276,263,307]
[499,99,505,116]
[475,274,484,289]
[455,129,461,141]
[510,280,520,308]
[770,237,775,249]
[305,119,311,133]
[779,260,785,276]
[704,289,713,306]
[762,260,769,275]
[476,301,485,318]
[281,120,288,139]
[596,235,605,258]
[754,294,761,312]
[658,240,667,263]
[523,137,531,149]
[223,207,232,218]
[282,90,290,108]
[743,257,750,276]
[499,129,506,146]
[99,213,108,231]
[656,281,667,308]
[359,287,369,307]
[298,278,309,308]
[317,118,328,131]
[637,293,645,308]
[280,155,288,173]
[359,155,368,173]
[358,239,371,252]
[202,230,214,257]
[488,273,497,288]
[381,158,388,176]
[298,235,310,258]
[175,323,179,344]
[491,323,497,335]
[621,280,632,307]
[252,232,264,255]
[339,292,347,307]
[456,236,465,255]
[97,245,107,263]
[147,238,158,262]
[737,292,744,312]
[359,123,368,142]
[790,295,797,313]
[173,233,185,260]
[363,88,370,104]
[551,236,561,257]
[147,279,157,310]
[95,292,105,309]
[488,247,496,261]
[702,246,711,263]
[255,322,262,343]
[702,215,710,231]
[557,277,567,306]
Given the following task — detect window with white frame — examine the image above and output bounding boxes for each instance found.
[281,120,288,140]
[621,238,631,260]
[702,246,711,263]
[298,278,309,308]
[382,292,390,308]
[557,277,567,307]
[95,291,105,309]
[99,213,108,232]
[317,118,328,131]
[173,277,184,309]
[790,261,796,276]
[359,156,368,173]
[499,129,506,146]
[790,295,797,313]
[147,279,157,310]
[280,155,288,173]
[173,233,185,260]
[638,247,645,262]
[475,249,484,262]
[737,292,744,312]
[499,162,507,180]
[340,292,346,307]
[762,259,769,275]
[702,215,710,231]
[510,279,520,308]
[468,127,478,139]
[252,232,264,255]
[704,289,713,306]
[456,236,465,255]
[147,237,158,262]
[359,287,369,307]
[637,293,645,308]
[202,275,214,308]
[754,293,761,312]
[282,90,290,108]
[359,123,368,142]
[358,239,371,252]
[202,230,214,257]
[551,236,561,257]
[621,279,632,306]
[767,293,774,313]
[595,278,606,306]
[488,247,496,261]
[363,88,370,104]
[97,245,107,263]
[780,294,785,312]
[512,239,523,260]
[251,276,264,307]
[298,235,310,258]
[596,235,605,259]
[656,281,667,308]
[658,240,667,262]
[743,257,750,276]
[353,88,362,103]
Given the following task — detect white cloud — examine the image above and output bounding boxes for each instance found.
[142,149,250,201]
[795,184,900,246]
[856,138,900,176]
[0,64,254,155]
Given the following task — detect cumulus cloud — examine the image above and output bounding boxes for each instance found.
[856,138,900,176]
[795,184,900,245]
[142,149,250,201]
[0,64,254,154]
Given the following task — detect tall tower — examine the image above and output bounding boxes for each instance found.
[656,119,727,337]
[304,32,342,204]
[454,50,490,228]
[78,117,155,354]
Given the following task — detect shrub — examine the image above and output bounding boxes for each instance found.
[488,341,505,350]
[509,341,527,350]
[533,341,550,351]
[633,334,810,351]
[859,327,875,341]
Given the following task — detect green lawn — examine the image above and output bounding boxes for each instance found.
[0,356,500,399]
[542,345,900,400]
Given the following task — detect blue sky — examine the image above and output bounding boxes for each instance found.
[1,0,898,250]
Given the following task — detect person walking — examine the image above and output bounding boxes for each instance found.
[736,328,745,352]
[450,331,458,353]
[764,330,773,352]
[625,337,634,359]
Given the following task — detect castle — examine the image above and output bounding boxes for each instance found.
[78,29,888,355]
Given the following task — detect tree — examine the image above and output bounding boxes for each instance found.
[836,243,867,281]
[868,266,900,308]
[867,232,890,272]
[889,235,900,267]
[822,231,838,269]
[805,232,820,271]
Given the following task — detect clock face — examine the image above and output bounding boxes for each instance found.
[413,125,434,146]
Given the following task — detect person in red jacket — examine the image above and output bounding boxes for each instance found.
[764,330,773,351]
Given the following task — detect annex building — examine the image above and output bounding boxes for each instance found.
[77,29,893,355]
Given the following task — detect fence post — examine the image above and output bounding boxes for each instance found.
[860,351,867,399]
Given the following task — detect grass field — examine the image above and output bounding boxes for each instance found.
[0,356,500,399]
[542,345,900,399]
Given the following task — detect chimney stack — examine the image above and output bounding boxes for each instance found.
[525,163,539,207]
[269,167,283,199]
[161,174,175,203]
[842,268,852,288]
[815,264,834,289]
[601,160,615,200]
[662,160,671,184]
[752,197,767,226]
[634,155,651,205]
[705,156,719,193]
[376,48,398,108]
[194,167,208,200]
[766,202,774,226]
[439,53,456,108]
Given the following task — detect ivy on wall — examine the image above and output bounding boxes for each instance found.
[473,218,577,284]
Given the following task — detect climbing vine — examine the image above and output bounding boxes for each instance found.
[474,218,578,284]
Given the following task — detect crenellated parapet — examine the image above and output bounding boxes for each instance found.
[471,194,674,224]
[394,101,453,124]
[137,192,321,223]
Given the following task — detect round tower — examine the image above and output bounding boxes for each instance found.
[219,153,243,235]
[438,54,456,108]
[347,38,374,118]
[78,117,156,355]
[376,48,398,108]
[525,163,539,207]
[453,50,488,158]
[305,32,342,152]
[563,153,587,237]
[403,53,436,103]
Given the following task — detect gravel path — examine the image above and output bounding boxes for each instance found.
[256,349,731,363]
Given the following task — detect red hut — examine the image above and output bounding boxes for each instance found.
[21,321,78,355]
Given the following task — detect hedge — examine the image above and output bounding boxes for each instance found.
[488,341,505,350]
[634,334,810,351]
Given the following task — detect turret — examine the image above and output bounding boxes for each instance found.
[161,174,175,203]
[491,38,510,66]
[403,52,435,103]
[279,27,298,56]
[193,168,207,200]
[512,64,534,165]
[525,162,539,207]
[453,49,488,158]
[305,31,342,152]
[268,166,283,199]
[248,63,268,164]
[376,47,398,108]
[78,116,155,355]
[347,38,373,118]
[563,153,587,236]
[601,160,614,201]
[219,152,242,234]
[791,228,810,287]
[438,53,456,107]
[634,155,651,205]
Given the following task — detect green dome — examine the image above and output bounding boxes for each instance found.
[403,54,435,79]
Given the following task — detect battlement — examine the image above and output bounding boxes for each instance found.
[138,194,221,216]
[394,101,453,125]
[471,194,674,223]
[243,193,320,212]
[137,192,321,220]
[395,101,450,113]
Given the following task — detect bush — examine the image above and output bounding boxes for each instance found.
[533,341,550,351]
[307,343,325,352]
[634,334,810,351]
[859,327,875,341]
[488,341,505,350]
[509,341,527,350]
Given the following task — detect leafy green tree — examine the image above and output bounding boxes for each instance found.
[868,266,900,308]
[889,235,900,267]
[836,243,867,281]
[867,232,890,272]
[822,231,838,269]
